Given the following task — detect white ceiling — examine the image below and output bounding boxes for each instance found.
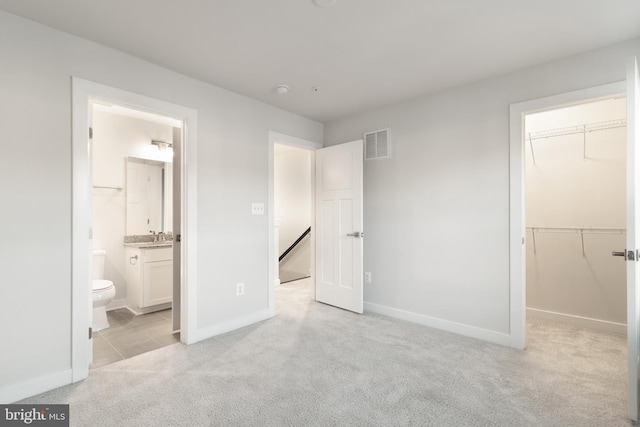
[1,0,640,123]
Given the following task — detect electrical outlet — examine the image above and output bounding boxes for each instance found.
[365,272,372,283]
[252,203,264,215]
[236,282,245,296]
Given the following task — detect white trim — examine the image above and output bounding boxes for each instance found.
[527,308,626,335]
[626,56,640,422]
[274,217,282,288]
[0,370,72,404]
[71,78,92,382]
[270,131,323,152]
[268,131,322,317]
[181,110,199,345]
[125,302,172,316]
[189,310,271,343]
[508,81,626,350]
[364,302,511,346]
[71,78,199,384]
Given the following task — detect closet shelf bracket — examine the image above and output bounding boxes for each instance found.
[528,133,536,166]
[527,118,626,163]
[532,228,537,254]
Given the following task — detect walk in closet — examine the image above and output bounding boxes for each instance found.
[525,97,627,333]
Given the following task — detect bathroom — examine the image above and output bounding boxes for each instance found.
[90,102,181,368]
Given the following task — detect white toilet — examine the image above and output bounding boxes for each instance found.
[92,249,116,331]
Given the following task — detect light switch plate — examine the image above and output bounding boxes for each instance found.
[252,203,265,215]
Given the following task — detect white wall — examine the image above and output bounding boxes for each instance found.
[274,145,311,278]
[92,109,174,307]
[324,37,640,343]
[0,10,322,401]
[525,99,627,328]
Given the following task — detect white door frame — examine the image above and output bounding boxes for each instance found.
[268,131,322,316]
[508,81,626,349]
[71,78,198,382]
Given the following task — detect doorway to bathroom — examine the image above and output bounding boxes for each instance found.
[90,102,181,368]
[71,78,198,382]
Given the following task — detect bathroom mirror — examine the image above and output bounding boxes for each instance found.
[126,157,173,235]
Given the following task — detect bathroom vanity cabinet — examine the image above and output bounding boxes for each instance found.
[124,245,173,314]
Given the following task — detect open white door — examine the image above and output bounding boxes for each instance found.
[627,56,640,421]
[315,140,363,313]
[625,56,640,422]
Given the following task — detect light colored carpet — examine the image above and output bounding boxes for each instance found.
[21,279,629,426]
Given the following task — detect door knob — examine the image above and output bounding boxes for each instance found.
[612,250,635,261]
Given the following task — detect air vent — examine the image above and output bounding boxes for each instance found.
[364,128,390,160]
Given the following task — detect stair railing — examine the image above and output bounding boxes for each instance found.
[279,227,311,262]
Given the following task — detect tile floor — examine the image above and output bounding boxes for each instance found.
[91,308,180,369]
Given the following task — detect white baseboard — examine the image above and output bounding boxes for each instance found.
[189,309,271,345]
[0,369,72,404]
[364,302,512,347]
[125,303,171,315]
[527,307,626,335]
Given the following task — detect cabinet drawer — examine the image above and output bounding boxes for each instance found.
[143,247,172,262]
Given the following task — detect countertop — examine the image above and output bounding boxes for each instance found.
[123,242,173,248]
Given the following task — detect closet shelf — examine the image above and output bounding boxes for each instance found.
[526,226,625,235]
[526,226,626,256]
[527,118,626,165]
[527,118,626,141]
[93,185,124,190]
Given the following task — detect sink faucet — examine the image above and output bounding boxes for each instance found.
[150,231,157,242]
[158,232,165,242]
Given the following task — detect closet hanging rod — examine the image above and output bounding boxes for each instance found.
[526,226,625,234]
[527,226,625,256]
[93,185,123,190]
[528,118,626,141]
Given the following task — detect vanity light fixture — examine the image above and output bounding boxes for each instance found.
[151,139,172,152]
